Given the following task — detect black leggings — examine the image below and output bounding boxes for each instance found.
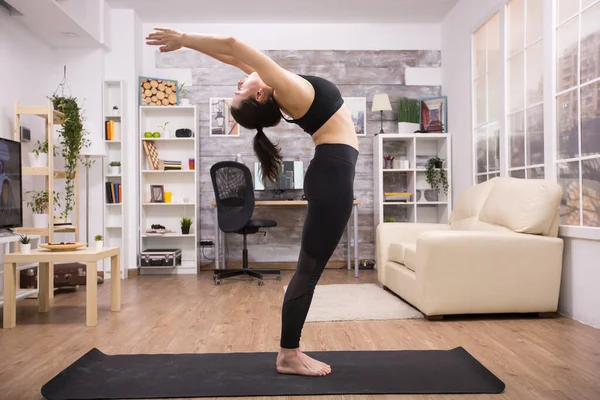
[280,143,358,349]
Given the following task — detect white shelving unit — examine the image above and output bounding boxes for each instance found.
[373,133,452,228]
[102,79,124,279]
[138,105,198,275]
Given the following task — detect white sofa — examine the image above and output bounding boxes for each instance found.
[375,177,564,319]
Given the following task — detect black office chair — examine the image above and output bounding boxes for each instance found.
[210,161,281,285]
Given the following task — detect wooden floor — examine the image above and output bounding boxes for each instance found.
[1,269,599,400]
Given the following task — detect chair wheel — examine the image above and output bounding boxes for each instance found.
[214,279,222,286]
[257,280,263,286]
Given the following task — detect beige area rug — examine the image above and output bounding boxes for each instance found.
[283,283,424,322]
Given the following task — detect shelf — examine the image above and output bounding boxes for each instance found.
[106,203,122,206]
[105,226,122,229]
[142,202,195,206]
[0,289,40,307]
[141,138,194,141]
[105,140,121,144]
[22,167,72,179]
[16,105,64,124]
[142,234,196,238]
[17,263,38,272]
[142,170,194,173]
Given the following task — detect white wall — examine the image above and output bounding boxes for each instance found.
[141,22,442,80]
[442,0,600,329]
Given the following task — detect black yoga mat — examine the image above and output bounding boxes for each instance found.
[42,347,505,399]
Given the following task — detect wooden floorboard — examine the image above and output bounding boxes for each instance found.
[1,269,599,400]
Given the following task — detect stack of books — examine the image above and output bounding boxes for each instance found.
[160,160,182,171]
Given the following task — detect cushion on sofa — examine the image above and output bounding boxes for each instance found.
[449,177,499,223]
[388,242,416,265]
[478,178,562,235]
[403,245,417,272]
[450,216,513,232]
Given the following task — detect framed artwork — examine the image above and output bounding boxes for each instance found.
[419,96,447,133]
[343,97,367,136]
[150,185,164,203]
[209,98,240,137]
[139,76,179,106]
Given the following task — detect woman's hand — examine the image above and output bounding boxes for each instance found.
[146,28,185,52]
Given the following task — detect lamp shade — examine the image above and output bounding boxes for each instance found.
[372,94,392,112]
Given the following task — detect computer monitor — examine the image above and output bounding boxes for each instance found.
[0,137,23,230]
[254,161,304,191]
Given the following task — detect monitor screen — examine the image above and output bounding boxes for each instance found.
[254,161,304,191]
[0,138,23,229]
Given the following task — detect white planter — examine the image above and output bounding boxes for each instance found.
[397,122,420,133]
[95,241,103,251]
[20,243,31,253]
[28,152,48,168]
[33,213,49,228]
[180,98,190,106]
[109,166,121,175]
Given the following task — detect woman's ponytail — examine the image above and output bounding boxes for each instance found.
[253,127,282,187]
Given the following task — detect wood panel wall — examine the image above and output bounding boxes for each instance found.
[155,49,442,267]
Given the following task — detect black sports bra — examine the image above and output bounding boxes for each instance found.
[280,75,344,135]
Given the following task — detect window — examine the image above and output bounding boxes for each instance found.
[506,0,545,180]
[472,13,501,184]
[555,0,600,227]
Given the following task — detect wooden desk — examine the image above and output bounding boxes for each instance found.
[2,247,121,329]
[211,199,362,278]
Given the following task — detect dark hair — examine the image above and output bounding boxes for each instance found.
[230,96,283,186]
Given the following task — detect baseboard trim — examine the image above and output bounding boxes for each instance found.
[199,260,347,271]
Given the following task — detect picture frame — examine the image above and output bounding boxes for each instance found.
[343,97,367,136]
[209,98,240,137]
[139,76,179,106]
[150,185,165,203]
[419,96,447,133]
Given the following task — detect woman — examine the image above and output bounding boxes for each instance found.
[147,28,359,377]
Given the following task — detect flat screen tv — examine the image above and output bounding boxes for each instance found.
[0,137,23,230]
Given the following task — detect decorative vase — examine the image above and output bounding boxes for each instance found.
[95,241,103,251]
[109,166,121,175]
[28,152,48,168]
[20,243,31,253]
[33,213,49,228]
[181,226,190,235]
[424,189,439,202]
[397,122,420,133]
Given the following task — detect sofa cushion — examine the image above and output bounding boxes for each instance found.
[404,245,417,272]
[449,177,499,223]
[450,216,513,232]
[478,178,562,235]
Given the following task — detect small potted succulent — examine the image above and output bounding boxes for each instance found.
[94,234,103,250]
[112,105,120,116]
[109,161,121,175]
[19,234,31,253]
[181,217,192,234]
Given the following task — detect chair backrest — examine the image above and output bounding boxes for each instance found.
[210,161,254,232]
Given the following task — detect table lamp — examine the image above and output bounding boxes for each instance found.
[372,94,392,134]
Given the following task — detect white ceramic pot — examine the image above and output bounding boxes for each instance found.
[180,98,190,106]
[28,152,48,168]
[95,241,103,251]
[397,122,420,133]
[33,213,49,228]
[109,166,121,175]
[20,243,31,253]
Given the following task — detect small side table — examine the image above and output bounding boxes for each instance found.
[2,246,121,329]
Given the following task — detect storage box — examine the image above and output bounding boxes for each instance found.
[140,248,182,268]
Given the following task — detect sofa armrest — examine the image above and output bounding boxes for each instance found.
[415,231,564,315]
[375,222,449,274]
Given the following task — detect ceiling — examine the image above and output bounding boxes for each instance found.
[105,0,459,23]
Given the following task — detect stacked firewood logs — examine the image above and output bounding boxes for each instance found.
[140,78,177,106]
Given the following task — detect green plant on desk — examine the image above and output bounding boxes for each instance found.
[19,234,30,244]
[94,235,103,241]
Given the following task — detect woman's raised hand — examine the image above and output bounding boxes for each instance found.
[146,28,185,52]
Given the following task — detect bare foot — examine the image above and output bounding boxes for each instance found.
[276,348,331,376]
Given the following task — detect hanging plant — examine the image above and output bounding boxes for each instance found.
[49,66,91,219]
[425,156,449,195]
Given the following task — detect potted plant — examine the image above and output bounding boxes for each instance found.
[397,97,421,133]
[28,140,58,168]
[181,217,192,234]
[19,234,31,253]
[50,93,91,220]
[94,235,103,250]
[109,161,121,175]
[158,121,171,138]
[179,83,190,105]
[26,190,61,228]
[384,217,397,223]
[425,156,449,199]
